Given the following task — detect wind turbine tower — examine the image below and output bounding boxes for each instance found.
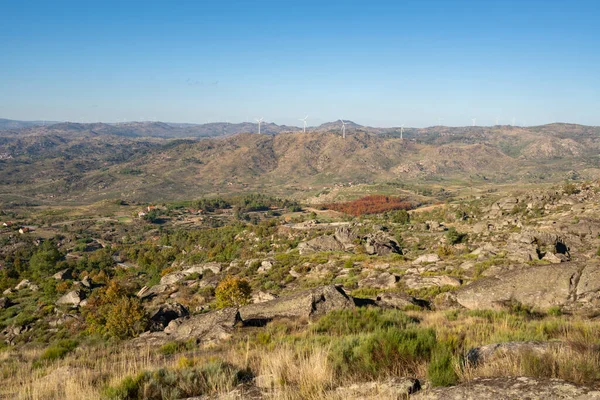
[471,118,476,127]
[400,124,405,140]
[255,117,264,134]
[299,115,308,133]
[340,119,347,139]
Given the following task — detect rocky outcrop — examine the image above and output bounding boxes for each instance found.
[412,377,600,399]
[402,274,462,290]
[56,290,84,307]
[364,232,402,256]
[159,262,223,286]
[238,285,354,324]
[298,227,400,256]
[359,271,400,289]
[413,254,441,265]
[14,279,39,292]
[298,234,344,254]
[335,377,421,399]
[466,341,564,366]
[163,307,240,342]
[149,302,189,330]
[376,292,428,309]
[52,268,73,280]
[0,297,13,309]
[455,263,600,310]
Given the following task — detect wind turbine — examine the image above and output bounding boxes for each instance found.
[255,117,264,134]
[495,117,499,125]
[400,124,405,140]
[340,119,347,139]
[512,117,516,126]
[471,118,476,127]
[299,115,308,133]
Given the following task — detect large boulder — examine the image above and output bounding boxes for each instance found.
[364,232,402,256]
[359,271,400,289]
[413,254,441,265]
[149,302,189,330]
[455,263,600,310]
[160,272,187,286]
[334,226,359,250]
[56,290,84,307]
[52,268,73,280]
[402,274,462,290]
[412,377,600,399]
[239,285,354,324]
[466,341,564,366]
[163,307,240,342]
[298,235,345,254]
[0,297,13,309]
[335,377,421,399]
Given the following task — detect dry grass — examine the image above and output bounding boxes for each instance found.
[256,345,334,399]
[460,345,600,385]
[4,309,600,399]
[0,345,175,399]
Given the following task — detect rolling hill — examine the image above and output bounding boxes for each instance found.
[0,122,599,204]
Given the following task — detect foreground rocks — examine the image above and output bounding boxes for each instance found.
[412,377,600,399]
[239,285,354,324]
[455,262,600,311]
[298,226,401,256]
[466,341,565,366]
[134,285,353,346]
[335,377,421,399]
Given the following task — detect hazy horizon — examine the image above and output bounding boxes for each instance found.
[2,0,599,128]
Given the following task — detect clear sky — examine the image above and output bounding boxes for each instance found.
[1,0,599,127]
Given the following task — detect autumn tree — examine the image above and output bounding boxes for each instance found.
[215,276,252,308]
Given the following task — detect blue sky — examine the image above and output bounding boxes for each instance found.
[1,0,599,127]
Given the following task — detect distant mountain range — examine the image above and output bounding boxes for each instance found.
[0,120,599,205]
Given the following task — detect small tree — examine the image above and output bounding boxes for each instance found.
[215,276,252,309]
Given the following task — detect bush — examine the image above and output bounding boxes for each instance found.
[445,228,467,245]
[215,276,252,308]
[388,209,411,224]
[313,308,417,335]
[427,345,458,386]
[104,361,246,400]
[330,327,437,378]
[37,339,78,364]
[84,280,148,339]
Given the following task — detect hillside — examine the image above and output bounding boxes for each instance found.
[0,123,599,204]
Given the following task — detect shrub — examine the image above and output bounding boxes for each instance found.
[427,345,458,386]
[445,228,467,245]
[37,339,78,364]
[330,327,437,378]
[563,182,580,195]
[215,276,252,308]
[313,308,417,335]
[389,209,411,224]
[84,280,148,339]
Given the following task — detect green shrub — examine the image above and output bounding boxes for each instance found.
[445,228,467,245]
[313,308,417,335]
[83,281,148,339]
[427,345,458,386]
[547,306,562,317]
[330,327,436,378]
[33,339,79,368]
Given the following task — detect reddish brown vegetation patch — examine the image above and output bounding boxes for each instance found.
[323,195,413,216]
